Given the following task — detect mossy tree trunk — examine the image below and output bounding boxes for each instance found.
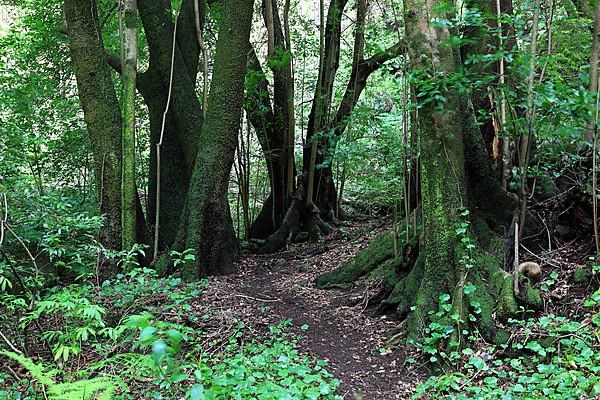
[64,0,123,257]
[317,0,540,344]
[174,0,253,278]
[136,0,202,251]
[401,0,472,337]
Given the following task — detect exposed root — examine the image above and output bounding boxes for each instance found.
[258,200,335,254]
[316,227,543,345]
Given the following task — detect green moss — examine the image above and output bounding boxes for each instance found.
[316,231,396,287]
[521,280,542,309]
[382,254,424,318]
[494,329,510,345]
[496,275,519,322]
[573,266,593,283]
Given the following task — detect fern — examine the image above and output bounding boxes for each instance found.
[0,350,124,400]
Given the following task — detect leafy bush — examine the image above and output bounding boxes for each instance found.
[414,298,600,399]
[2,265,340,399]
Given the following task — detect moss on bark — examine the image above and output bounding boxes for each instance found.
[314,0,542,344]
[177,0,254,278]
[64,0,123,261]
[316,231,396,287]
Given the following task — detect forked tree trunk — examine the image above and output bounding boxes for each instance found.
[137,0,202,251]
[248,0,405,249]
[174,0,253,278]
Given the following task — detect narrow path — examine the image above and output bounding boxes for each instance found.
[196,219,422,399]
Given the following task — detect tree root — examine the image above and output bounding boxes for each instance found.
[316,227,543,345]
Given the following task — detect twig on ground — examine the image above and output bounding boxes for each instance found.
[0,329,23,354]
[234,294,281,303]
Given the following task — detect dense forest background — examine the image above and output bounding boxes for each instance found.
[0,0,599,398]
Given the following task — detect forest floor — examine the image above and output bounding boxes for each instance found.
[189,194,597,399]
[191,217,425,399]
[2,196,595,399]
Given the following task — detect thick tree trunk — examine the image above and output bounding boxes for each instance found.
[402,0,470,336]
[317,0,540,345]
[177,0,253,278]
[64,0,122,255]
[137,0,202,250]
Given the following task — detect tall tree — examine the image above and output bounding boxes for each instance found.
[318,0,540,342]
[64,0,123,256]
[174,0,254,278]
[586,0,600,143]
[247,0,405,251]
[121,0,138,250]
[135,0,202,251]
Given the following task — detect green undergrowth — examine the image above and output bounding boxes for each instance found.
[412,276,600,400]
[0,268,340,400]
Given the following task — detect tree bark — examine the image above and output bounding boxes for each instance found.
[245,48,290,239]
[177,0,253,277]
[64,0,122,256]
[585,0,600,143]
[121,0,138,250]
[137,0,202,250]
[318,0,540,344]
[248,0,405,247]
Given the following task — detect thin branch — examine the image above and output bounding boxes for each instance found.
[0,329,23,355]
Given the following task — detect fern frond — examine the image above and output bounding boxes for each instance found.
[0,350,125,400]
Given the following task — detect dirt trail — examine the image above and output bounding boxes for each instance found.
[198,219,422,399]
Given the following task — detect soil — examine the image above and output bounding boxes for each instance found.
[192,218,425,399]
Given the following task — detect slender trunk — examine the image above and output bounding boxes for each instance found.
[151,3,179,259]
[284,0,295,197]
[192,0,208,117]
[586,0,600,143]
[121,0,138,250]
[518,0,540,237]
[498,0,509,190]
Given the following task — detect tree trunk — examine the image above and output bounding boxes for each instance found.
[176,0,253,278]
[317,0,540,344]
[402,0,470,336]
[245,0,297,239]
[64,0,122,256]
[585,0,600,143]
[137,0,202,250]
[121,0,138,250]
[248,0,405,249]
